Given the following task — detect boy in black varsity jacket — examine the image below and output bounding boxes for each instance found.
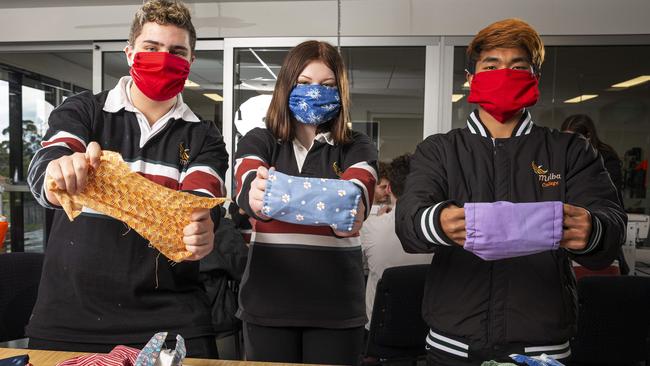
[25,0,227,358]
[396,19,626,365]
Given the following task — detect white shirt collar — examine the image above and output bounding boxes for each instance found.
[103,76,200,123]
[314,132,335,146]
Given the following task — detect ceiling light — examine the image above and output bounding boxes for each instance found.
[249,48,277,80]
[611,75,650,88]
[452,94,464,102]
[462,81,470,89]
[203,93,223,102]
[185,79,200,88]
[564,94,598,103]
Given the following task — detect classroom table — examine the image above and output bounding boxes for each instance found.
[0,348,316,366]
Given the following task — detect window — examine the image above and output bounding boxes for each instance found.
[0,51,92,253]
[232,46,426,163]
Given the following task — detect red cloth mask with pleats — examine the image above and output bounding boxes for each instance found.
[468,68,539,123]
[130,52,190,101]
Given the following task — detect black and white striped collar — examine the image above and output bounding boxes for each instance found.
[466,109,534,138]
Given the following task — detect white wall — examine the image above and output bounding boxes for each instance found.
[0,0,648,43]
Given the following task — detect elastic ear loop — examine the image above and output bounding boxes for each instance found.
[464,69,472,89]
[124,42,134,67]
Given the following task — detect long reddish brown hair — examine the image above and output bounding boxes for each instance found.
[266,40,351,144]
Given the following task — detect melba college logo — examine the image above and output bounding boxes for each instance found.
[532,161,561,188]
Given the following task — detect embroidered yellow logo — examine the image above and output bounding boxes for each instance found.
[332,162,343,177]
[531,161,548,175]
[179,142,190,166]
[532,161,561,188]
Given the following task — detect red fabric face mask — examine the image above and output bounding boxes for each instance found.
[467,68,539,123]
[129,52,190,101]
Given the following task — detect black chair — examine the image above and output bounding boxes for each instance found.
[0,252,44,342]
[366,264,429,364]
[570,276,650,366]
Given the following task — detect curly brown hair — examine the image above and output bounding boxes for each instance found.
[387,154,410,198]
[467,18,544,73]
[129,0,197,53]
[377,161,390,182]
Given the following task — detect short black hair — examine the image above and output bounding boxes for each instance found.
[387,153,410,199]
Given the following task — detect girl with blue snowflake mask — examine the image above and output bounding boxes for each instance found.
[234,41,378,366]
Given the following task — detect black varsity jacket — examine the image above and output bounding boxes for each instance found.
[395,109,626,361]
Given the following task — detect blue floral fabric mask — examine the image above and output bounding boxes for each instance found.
[262,169,361,232]
[288,84,341,125]
[135,332,186,366]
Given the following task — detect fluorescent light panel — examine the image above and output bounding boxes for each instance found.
[611,75,650,88]
[564,94,598,103]
[452,94,464,102]
[185,79,200,88]
[203,93,223,102]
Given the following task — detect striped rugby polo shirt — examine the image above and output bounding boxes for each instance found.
[26,76,228,344]
[234,127,377,328]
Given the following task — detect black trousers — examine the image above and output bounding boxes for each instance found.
[28,336,219,359]
[243,322,365,365]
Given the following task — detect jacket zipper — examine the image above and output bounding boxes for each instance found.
[487,139,497,346]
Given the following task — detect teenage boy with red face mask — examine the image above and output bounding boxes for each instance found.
[25,0,227,358]
[396,19,626,365]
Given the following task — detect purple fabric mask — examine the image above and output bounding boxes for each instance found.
[464,201,563,261]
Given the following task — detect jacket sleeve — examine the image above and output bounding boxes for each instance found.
[395,135,458,253]
[178,121,229,232]
[233,128,272,220]
[564,136,627,270]
[603,152,624,192]
[602,150,625,207]
[27,92,94,209]
[179,122,229,199]
[340,132,378,219]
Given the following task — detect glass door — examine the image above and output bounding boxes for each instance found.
[0,49,92,252]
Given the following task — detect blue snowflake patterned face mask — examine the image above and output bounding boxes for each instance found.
[288,84,341,125]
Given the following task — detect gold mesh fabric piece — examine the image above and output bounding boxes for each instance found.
[46,151,226,262]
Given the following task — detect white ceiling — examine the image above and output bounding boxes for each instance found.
[0,0,320,8]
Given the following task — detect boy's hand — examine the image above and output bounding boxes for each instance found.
[440,205,466,246]
[45,141,102,206]
[560,204,592,251]
[183,209,215,261]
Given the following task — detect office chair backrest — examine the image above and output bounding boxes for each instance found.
[571,276,650,364]
[0,252,44,342]
[366,264,429,359]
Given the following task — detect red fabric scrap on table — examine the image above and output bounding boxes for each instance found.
[56,346,140,366]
